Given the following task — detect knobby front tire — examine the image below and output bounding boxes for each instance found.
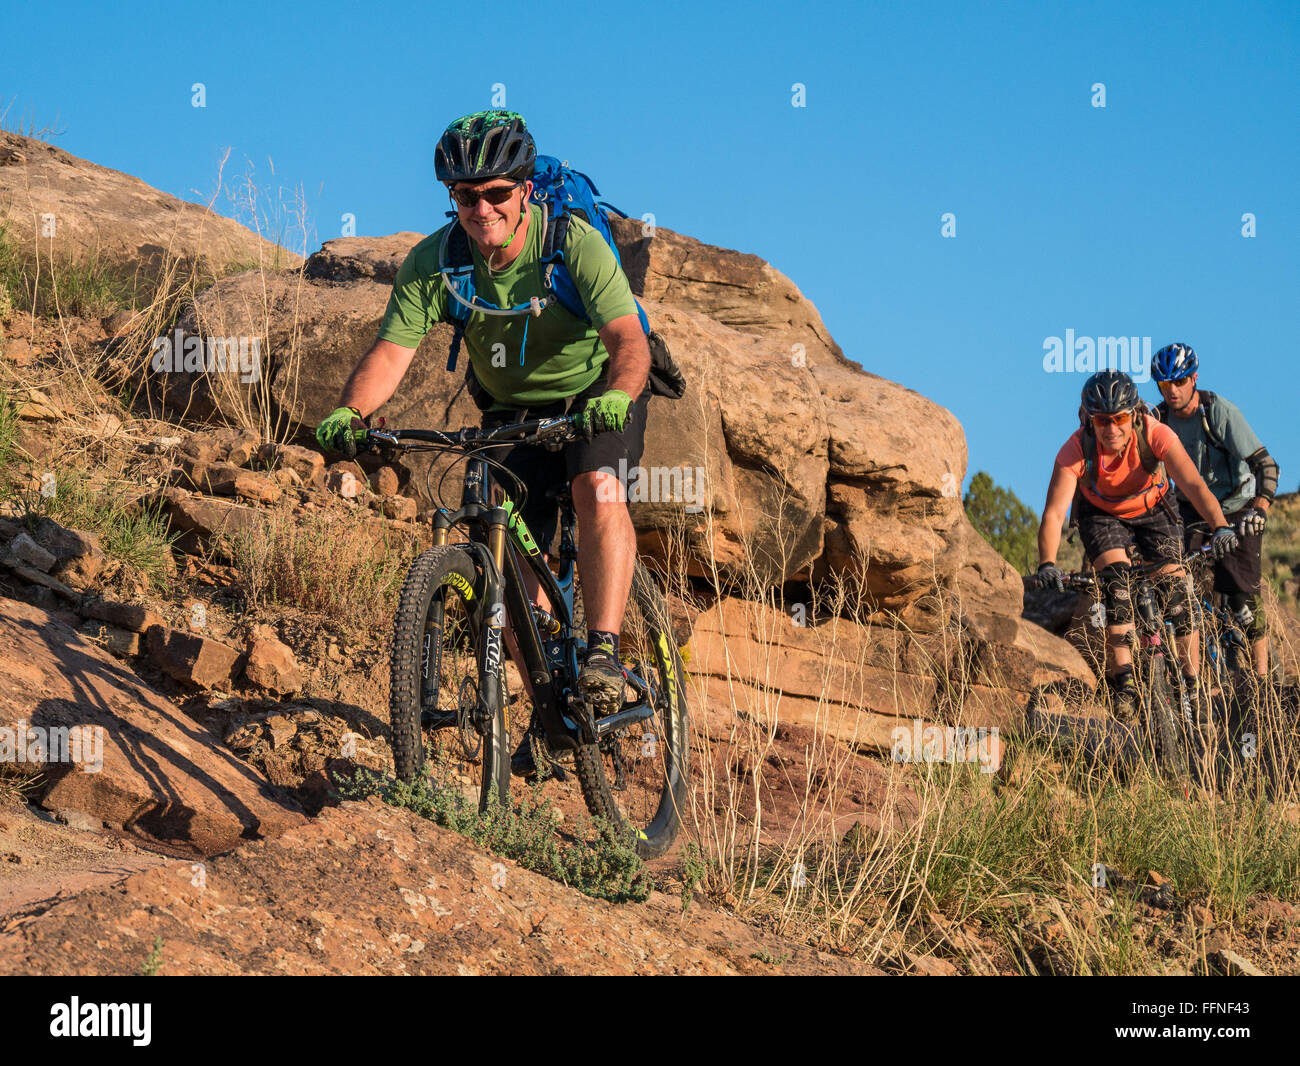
[389,545,509,811]
[1144,654,1188,783]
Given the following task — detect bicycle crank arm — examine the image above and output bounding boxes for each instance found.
[594,701,656,738]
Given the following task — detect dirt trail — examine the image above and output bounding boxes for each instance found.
[0,798,170,924]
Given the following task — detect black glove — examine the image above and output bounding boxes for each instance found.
[1236,508,1266,537]
[1210,525,1240,559]
[1035,562,1066,593]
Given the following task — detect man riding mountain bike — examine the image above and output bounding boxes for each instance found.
[1149,342,1281,679]
[314,110,653,774]
[1033,369,1240,732]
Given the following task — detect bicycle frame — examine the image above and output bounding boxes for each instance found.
[1066,564,1185,706]
[379,423,661,756]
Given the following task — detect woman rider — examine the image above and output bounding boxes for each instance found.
[1033,369,1240,731]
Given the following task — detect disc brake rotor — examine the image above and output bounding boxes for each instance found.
[457,677,481,760]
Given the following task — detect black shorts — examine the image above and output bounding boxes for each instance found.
[1180,503,1263,597]
[1076,489,1184,567]
[480,372,651,554]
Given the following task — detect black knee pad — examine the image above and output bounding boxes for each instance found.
[1227,592,1266,642]
[1098,564,1133,626]
[1154,572,1194,636]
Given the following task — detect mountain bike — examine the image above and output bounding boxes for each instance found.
[1028,561,1193,782]
[365,414,689,859]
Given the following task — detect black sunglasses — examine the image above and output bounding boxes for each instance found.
[450,181,524,208]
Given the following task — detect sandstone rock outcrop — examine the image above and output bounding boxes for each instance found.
[0,597,306,855]
[0,131,300,271]
[165,227,991,613]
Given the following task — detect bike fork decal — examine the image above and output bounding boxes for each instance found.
[654,631,681,757]
[483,605,508,732]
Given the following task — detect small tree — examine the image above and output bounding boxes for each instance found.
[964,471,1039,574]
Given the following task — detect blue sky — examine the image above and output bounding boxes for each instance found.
[5,0,1297,511]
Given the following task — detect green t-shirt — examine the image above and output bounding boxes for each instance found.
[1163,392,1264,514]
[377,205,639,406]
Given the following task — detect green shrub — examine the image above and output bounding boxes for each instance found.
[964,470,1040,573]
[337,768,652,904]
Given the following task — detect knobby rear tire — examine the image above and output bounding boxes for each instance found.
[570,560,690,860]
[389,545,509,811]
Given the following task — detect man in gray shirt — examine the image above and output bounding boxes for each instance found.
[1150,343,1281,678]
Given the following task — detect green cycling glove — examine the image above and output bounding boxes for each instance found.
[316,405,368,457]
[580,389,633,435]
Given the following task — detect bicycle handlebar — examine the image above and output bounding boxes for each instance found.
[1044,548,1214,592]
[363,413,587,455]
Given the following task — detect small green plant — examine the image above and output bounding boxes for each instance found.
[25,467,179,591]
[0,386,18,489]
[337,768,652,904]
[750,949,792,965]
[138,936,164,976]
[680,840,708,914]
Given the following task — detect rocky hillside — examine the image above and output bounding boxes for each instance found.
[0,131,300,272]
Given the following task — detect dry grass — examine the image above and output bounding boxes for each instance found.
[218,505,420,631]
[0,96,64,142]
[166,151,312,444]
[0,763,43,810]
[0,389,179,595]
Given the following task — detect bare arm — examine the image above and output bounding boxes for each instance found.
[1038,463,1077,567]
[597,314,651,398]
[1163,439,1229,529]
[338,339,419,418]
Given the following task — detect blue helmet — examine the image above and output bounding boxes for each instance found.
[1151,342,1198,383]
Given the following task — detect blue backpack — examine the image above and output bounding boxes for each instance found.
[437,154,650,372]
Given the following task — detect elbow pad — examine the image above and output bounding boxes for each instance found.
[1246,448,1279,501]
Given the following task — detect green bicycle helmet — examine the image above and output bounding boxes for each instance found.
[435,110,536,185]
